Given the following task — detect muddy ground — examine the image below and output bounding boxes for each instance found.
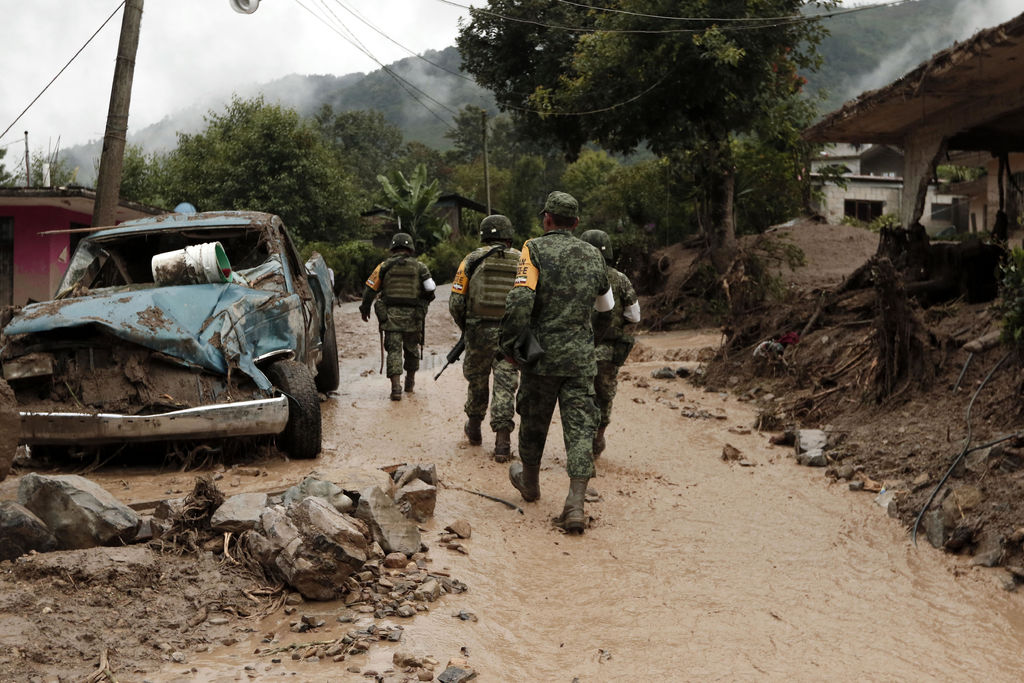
[4,222,1024,681]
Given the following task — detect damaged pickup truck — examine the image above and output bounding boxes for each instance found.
[0,210,338,460]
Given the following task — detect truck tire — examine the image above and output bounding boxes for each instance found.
[264,360,321,459]
[315,316,340,392]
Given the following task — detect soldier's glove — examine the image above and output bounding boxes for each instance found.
[360,310,370,323]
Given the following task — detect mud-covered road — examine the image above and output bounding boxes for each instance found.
[7,290,1024,681]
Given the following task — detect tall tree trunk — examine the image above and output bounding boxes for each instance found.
[707,141,737,274]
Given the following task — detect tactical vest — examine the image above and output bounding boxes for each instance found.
[467,249,518,320]
[382,257,421,306]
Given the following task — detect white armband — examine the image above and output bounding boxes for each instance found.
[594,287,614,313]
[422,277,436,292]
[624,301,641,323]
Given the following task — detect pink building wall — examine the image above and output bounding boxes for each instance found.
[5,206,83,304]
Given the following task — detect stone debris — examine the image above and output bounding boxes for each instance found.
[210,492,269,533]
[0,501,57,561]
[282,476,354,514]
[18,473,140,549]
[356,486,422,556]
[721,444,743,462]
[396,479,437,523]
[794,429,829,467]
[444,520,471,540]
[652,367,676,379]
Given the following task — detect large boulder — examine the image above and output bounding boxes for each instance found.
[18,473,140,549]
[356,486,421,556]
[0,378,18,482]
[211,492,269,533]
[250,497,370,601]
[0,501,57,561]
[282,476,354,513]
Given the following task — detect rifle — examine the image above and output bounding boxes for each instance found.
[434,334,466,380]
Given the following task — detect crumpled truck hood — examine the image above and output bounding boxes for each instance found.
[4,284,305,391]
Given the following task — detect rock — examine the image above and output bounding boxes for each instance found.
[836,464,855,481]
[652,367,675,379]
[18,473,140,549]
[0,501,57,561]
[210,492,269,533]
[384,552,408,568]
[0,378,17,482]
[152,497,185,520]
[721,444,742,461]
[848,481,865,491]
[971,530,1004,567]
[940,485,984,522]
[356,486,421,556]
[922,509,948,549]
[333,467,396,501]
[396,604,416,618]
[394,464,439,489]
[393,651,426,668]
[438,665,477,682]
[414,578,441,602]
[794,429,828,467]
[445,520,471,540]
[282,476,354,514]
[396,479,437,523]
[208,617,229,625]
[248,498,369,601]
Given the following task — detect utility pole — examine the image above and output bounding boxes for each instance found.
[481,110,491,215]
[23,132,30,188]
[92,0,144,228]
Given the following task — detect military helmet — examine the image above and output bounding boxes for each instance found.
[389,232,414,252]
[580,229,613,263]
[480,214,514,241]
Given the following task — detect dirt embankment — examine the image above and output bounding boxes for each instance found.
[698,219,1024,567]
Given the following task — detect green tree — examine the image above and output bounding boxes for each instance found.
[314,107,404,195]
[160,95,362,243]
[0,148,15,186]
[119,144,168,207]
[458,0,834,272]
[560,149,620,214]
[445,105,490,164]
[376,163,446,251]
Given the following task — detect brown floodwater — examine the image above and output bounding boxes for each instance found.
[79,296,1024,680]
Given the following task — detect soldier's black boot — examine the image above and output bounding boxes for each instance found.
[404,372,415,393]
[389,375,402,401]
[556,477,589,533]
[464,417,482,445]
[494,430,512,463]
[592,427,607,459]
[508,461,540,502]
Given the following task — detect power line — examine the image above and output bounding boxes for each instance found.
[547,0,912,23]
[433,0,912,34]
[0,2,125,143]
[294,0,458,128]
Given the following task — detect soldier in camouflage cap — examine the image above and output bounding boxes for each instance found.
[498,191,612,534]
[580,229,641,457]
[359,232,436,400]
[449,215,521,461]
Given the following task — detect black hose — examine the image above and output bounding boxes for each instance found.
[911,351,1011,546]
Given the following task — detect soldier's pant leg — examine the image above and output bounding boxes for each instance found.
[384,330,404,377]
[516,373,561,468]
[594,360,619,428]
[489,357,519,433]
[557,374,599,479]
[462,337,492,420]
[402,331,420,373]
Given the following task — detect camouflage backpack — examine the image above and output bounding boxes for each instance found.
[467,248,519,320]
[382,256,421,306]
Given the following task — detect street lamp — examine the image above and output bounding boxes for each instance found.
[229,0,260,13]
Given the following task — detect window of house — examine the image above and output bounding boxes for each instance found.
[843,199,884,223]
[931,203,952,221]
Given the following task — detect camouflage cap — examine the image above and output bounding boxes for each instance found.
[540,191,579,218]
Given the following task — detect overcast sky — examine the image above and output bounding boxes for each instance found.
[1,0,1021,160]
[0,0,467,154]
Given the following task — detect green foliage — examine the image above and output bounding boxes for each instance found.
[159,96,363,243]
[936,164,986,183]
[314,107,404,195]
[119,144,168,207]
[868,213,900,233]
[376,163,446,252]
[422,234,481,285]
[303,240,388,296]
[998,247,1024,349]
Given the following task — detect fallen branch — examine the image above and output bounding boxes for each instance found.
[84,649,118,683]
[447,486,524,514]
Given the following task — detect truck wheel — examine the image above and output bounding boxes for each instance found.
[315,316,340,392]
[264,360,321,459]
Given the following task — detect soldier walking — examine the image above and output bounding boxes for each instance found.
[359,232,436,400]
[499,191,612,534]
[449,215,521,461]
[579,229,641,457]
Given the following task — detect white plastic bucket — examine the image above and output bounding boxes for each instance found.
[151,241,233,286]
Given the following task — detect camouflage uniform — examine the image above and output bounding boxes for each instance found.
[359,253,434,378]
[499,228,610,480]
[450,243,521,433]
[593,266,639,428]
